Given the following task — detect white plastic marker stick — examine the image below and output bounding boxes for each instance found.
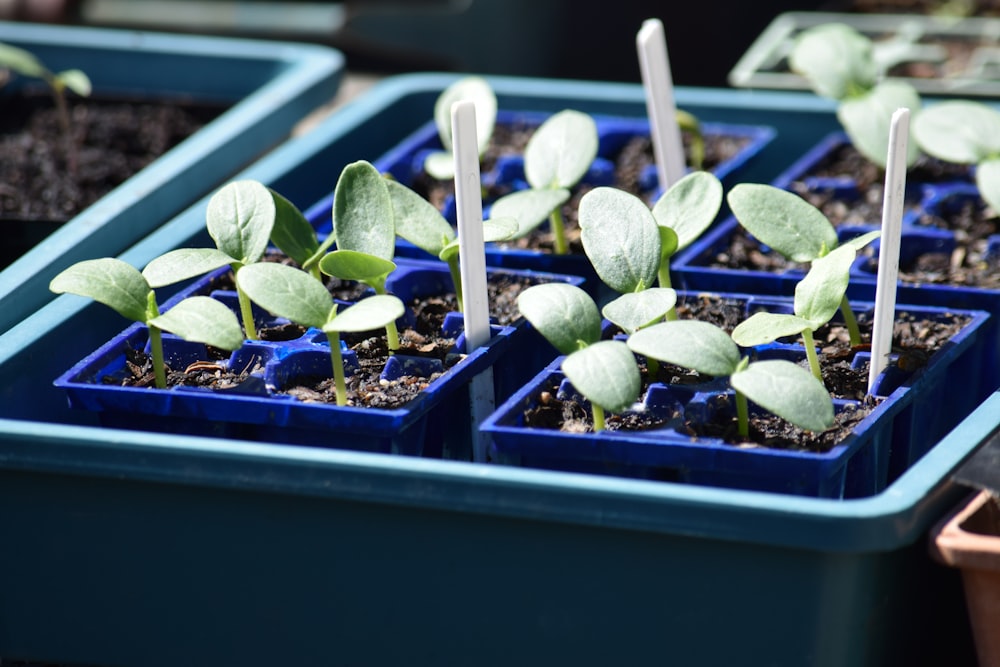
[637,18,686,191]
[868,107,910,396]
[452,99,495,463]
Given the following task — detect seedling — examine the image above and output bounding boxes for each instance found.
[236,261,404,407]
[789,23,920,168]
[727,182,881,346]
[49,257,243,389]
[627,319,835,438]
[423,76,498,181]
[141,180,277,341]
[517,282,640,432]
[911,100,1000,214]
[730,240,878,381]
[0,41,92,172]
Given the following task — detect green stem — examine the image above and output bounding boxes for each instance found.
[326,331,348,406]
[550,207,568,255]
[657,266,679,321]
[385,321,400,352]
[801,329,823,381]
[839,295,862,347]
[236,284,258,341]
[646,357,660,379]
[592,403,606,432]
[735,389,749,439]
[149,324,166,390]
[447,256,465,313]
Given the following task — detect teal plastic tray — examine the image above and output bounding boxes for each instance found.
[0,20,345,335]
[0,74,979,665]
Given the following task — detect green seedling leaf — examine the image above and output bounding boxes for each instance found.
[49,257,151,322]
[793,242,859,326]
[425,76,497,179]
[651,171,724,251]
[489,188,572,238]
[268,188,319,267]
[912,100,1000,164]
[236,261,333,330]
[56,69,91,97]
[976,157,1000,213]
[601,288,677,335]
[730,359,834,432]
[323,294,405,334]
[842,229,882,252]
[387,178,455,256]
[206,180,276,265]
[730,311,814,347]
[517,283,602,355]
[627,319,741,377]
[333,161,395,261]
[837,80,921,168]
[524,109,598,190]
[727,184,838,263]
[141,248,234,288]
[149,296,244,351]
[0,42,45,77]
[789,23,878,100]
[562,340,641,415]
[438,217,518,264]
[319,250,396,289]
[579,187,661,294]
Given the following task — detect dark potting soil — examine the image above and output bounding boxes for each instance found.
[709,143,1000,288]
[524,292,969,452]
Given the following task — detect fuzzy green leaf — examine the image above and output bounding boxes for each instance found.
[731,312,814,347]
[651,171,723,251]
[206,180,276,265]
[517,283,602,355]
[488,188,571,237]
[49,258,150,323]
[319,249,396,288]
[236,262,333,330]
[56,69,91,97]
[912,101,1000,164]
[324,294,406,334]
[149,296,244,351]
[579,187,661,294]
[387,178,455,257]
[727,184,838,263]
[837,80,921,168]
[268,188,319,268]
[842,229,882,252]
[432,77,497,154]
[141,248,234,288]
[333,161,395,261]
[788,23,878,100]
[627,319,741,377]
[601,288,677,335]
[976,157,1000,213]
[561,340,641,414]
[524,110,598,190]
[793,243,858,327]
[0,43,45,77]
[731,359,834,432]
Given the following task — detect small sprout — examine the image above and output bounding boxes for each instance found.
[627,319,835,437]
[518,282,640,431]
[0,41,92,173]
[789,23,920,168]
[237,262,404,407]
[49,257,243,389]
[650,170,724,289]
[424,76,498,180]
[912,100,1000,214]
[141,180,277,340]
[727,183,881,346]
[489,109,599,255]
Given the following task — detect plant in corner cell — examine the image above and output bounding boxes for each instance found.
[627,319,835,438]
[488,109,599,255]
[236,262,405,407]
[517,282,641,432]
[141,180,279,341]
[0,41,92,172]
[911,100,1000,214]
[49,258,244,389]
[727,182,880,346]
[789,23,920,168]
[422,76,498,181]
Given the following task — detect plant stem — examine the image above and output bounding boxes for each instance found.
[801,329,823,381]
[447,256,465,313]
[550,207,569,255]
[592,403,606,432]
[735,389,749,439]
[657,266,679,321]
[237,285,258,340]
[839,295,862,347]
[48,83,77,175]
[326,331,348,406]
[646,357,660,379]
[385,321,401,352]
[149,325,167,390]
